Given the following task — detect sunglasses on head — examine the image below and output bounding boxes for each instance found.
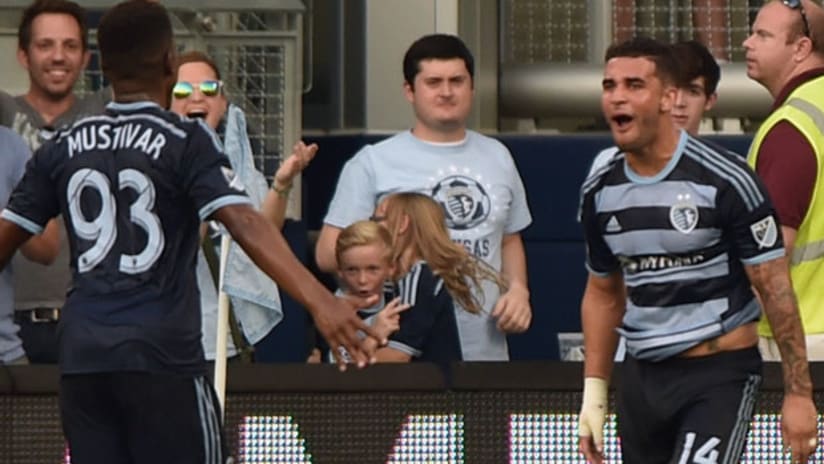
[782,0,811,40]
[172,80,223,99]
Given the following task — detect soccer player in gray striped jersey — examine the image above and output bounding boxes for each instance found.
[588,39,721,177]
[577,37,817,464]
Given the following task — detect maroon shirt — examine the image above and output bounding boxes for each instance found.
[754,68,824,229]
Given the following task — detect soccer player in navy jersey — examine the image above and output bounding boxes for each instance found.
[577,37,817,464]
[0,1,381,463]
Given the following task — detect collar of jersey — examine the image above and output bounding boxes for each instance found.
[624,129,687,185]
[106,101,163,112]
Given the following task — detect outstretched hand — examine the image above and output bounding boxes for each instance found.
[274,141,318,187]
[313,293,384,371]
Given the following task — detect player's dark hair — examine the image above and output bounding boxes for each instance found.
[18,0,88,51]
[605,36,680,86]
[403,34,474,88]
[177,50,222,81]
[97,0,174,83]
[670,40,720,96]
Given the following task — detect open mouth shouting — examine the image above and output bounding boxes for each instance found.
[186,109,208,119]
[611,113,634,131]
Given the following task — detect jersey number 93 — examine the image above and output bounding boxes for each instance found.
[67,168,164,274]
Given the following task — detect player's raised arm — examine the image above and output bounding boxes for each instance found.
[212,203,384,370]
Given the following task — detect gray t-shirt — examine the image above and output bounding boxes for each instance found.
[324,130,532,361]
[0,90,108,310]
[0,127,32,362]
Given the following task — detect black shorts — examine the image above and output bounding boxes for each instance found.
[617,347,762,464]
[60,372,229,464]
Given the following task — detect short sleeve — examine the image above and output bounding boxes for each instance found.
[754,122,816,230]
[3,128,31,188]
[503,152,532,234]
[579,188,621,275]
[323,147,378,227]
[388,265,444,357]
[719,162,785,265]
[181,121,251,220]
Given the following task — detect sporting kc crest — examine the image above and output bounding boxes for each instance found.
[431,175,491,230]
[669,193,698,234]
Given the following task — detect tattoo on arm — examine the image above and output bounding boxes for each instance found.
[747,258,812,396]
[707,337,720,353]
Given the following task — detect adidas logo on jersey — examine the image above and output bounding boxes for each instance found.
[605,216,622,233]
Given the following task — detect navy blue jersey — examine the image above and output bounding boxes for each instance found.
[2,101,250,375]
[579,131,784,361]
[388,261,463,367]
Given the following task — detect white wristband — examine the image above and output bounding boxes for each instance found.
[579,377,608,451]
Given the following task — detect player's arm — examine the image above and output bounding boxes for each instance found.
[746,257,810,393]
[213,204,383,369]
[745,258,817,461]
[579,271,625,464]
[0,219,35,270]
[19,218,59,265]
[581,271,625,379]
[753,122,813,258]
[733,141,817,461]
[492,232,531,333]
[315,224,343,273]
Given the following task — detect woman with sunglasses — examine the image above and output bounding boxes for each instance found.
[171,51,317,230]
[171,50,317,363]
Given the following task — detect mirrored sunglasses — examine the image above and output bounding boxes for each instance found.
[172,80,223,99]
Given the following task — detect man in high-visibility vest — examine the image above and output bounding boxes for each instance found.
[744,0,824,360]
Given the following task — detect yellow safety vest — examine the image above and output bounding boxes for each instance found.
[748,75,824,337]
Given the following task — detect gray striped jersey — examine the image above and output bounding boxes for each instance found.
[579,131,785,361]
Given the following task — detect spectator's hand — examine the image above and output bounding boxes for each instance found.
[306,348,321,364]
[491,283,531,333]
[781,392,818,463]
[372,297,410,339]
[578,377,608,464]
[315,293,382,371]
[274,141,318,189]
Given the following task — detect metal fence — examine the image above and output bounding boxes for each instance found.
[0,0,303,184]
[502,0,759,64]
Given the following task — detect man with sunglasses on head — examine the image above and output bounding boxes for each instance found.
[744,0,824,362]
[0,0,109,364]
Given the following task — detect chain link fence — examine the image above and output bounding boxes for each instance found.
[502,0,759,64]
[68,6,302,182]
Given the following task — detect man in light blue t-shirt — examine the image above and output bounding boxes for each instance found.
[316,34,532,361]
[0,127,58,364]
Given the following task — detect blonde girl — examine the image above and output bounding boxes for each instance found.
[369,192,505,364]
